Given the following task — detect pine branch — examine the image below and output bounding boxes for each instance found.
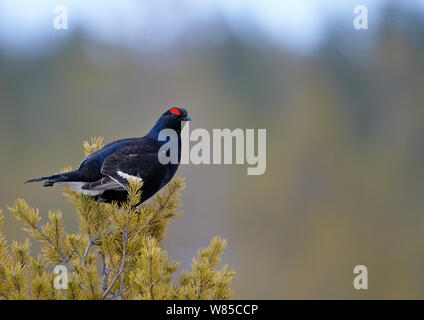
[9,200,89,292]
[102,222,130,299]
[0,138,235,300]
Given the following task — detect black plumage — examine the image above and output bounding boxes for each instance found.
[26,107,191,205]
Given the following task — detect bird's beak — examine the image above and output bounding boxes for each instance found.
[182,115,192,121]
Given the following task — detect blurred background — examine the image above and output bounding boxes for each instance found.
[1,0,424,299]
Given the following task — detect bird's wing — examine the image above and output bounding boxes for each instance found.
[77,137,141,170]
[81,176,126,192]
[98,144,160,189]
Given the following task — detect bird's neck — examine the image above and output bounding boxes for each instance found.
[146,119,182,144]
[146,119,182,163]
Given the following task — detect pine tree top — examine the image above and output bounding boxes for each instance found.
[0,138,235,300]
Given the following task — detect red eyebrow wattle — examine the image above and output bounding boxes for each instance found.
[170,108,181,115]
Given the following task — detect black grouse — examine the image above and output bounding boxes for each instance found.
[26,107,191,205]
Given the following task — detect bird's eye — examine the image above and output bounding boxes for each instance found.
[172,113,177,118]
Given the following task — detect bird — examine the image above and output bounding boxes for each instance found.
[26,107,191,205]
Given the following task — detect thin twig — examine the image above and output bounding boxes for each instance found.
[106,287,129,300]
[84,239,93,259]
[149,255,155,300]
[119,274,126,299]
[100,252,110,292]
[102,224,129,299]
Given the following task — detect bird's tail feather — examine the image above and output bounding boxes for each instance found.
[25,173,73,187]
[25,177,51,183]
